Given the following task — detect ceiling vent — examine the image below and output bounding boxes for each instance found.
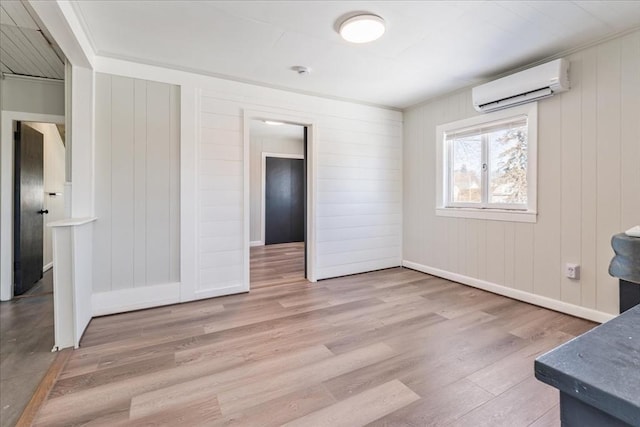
[472,58,570,113]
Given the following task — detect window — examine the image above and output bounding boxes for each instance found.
[436,103,537,223]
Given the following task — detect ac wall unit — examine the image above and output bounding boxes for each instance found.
[472,58,570,113]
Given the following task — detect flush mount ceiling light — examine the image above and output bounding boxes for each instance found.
[264,120,284,126]
[339,14,385,43]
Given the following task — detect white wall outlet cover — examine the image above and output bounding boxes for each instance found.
[565,263,580,280]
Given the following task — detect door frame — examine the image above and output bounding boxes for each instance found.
[1,111,65,301]
[261,152,305,247]
[243,109,317,284]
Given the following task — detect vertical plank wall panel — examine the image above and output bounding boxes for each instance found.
[476,221,487,282]
[93,73,112,293]
[595,41,622,315]
[93,73,180,297]
[457,219,468,277]
[503,222,515,288]
[402,107,420,263]
[429,101,449,272]
[485,221,505,286]
[110,76,135,291]
[513,223,534,294]
[580,47,598,309]
[133,79,147,287]
[620,32,640,234]
[169,86,181,283]
[465,219,480,280]
[417,106,431,265]
[146,82,173,285]
[560,53,582,306]
[533,94,562,300]
[445,94,462,274]
[447,209,459,274]
[402,30,640,318]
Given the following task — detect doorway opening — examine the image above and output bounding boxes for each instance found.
[249,119,308,288]
[0,116,65,427]
[13,121,66,296]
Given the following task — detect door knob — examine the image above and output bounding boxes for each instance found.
[38,209,49,215]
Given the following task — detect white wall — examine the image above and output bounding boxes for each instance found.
[403,30,640,321]
[1,75,64,116]
[24,122,66,270]
[90,56,402,312]
[198,87,403,290]
[249,122,304,243]
[92,73,180,298]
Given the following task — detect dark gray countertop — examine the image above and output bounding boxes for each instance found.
[535,305,640,426]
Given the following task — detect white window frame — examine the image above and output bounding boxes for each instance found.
[435,103,537,223]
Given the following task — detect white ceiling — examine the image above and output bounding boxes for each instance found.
[70,1,640,109]
[0,1,65,79]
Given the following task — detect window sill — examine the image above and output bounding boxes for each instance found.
[436,207,537,223]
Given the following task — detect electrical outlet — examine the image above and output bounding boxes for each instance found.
[565,263,580,280]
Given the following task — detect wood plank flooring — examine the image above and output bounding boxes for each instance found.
[0,270,56,427]
[32,243,595,426]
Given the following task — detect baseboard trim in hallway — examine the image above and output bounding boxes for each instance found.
[15,348,72,427]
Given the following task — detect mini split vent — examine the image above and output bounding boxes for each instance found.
[472,58,570,113]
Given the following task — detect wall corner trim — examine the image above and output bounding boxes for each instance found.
[402,260,616,324]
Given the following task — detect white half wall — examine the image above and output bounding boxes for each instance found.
[403,30,640,320]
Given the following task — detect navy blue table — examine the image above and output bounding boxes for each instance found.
[535,305,640,426]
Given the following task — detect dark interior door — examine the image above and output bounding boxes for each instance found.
[303,127,308,277]
[265,157,304,245]
[14,122,45,296]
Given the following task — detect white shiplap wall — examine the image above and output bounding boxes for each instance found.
[403,30,640,320]
[88,57,402,312]
[196,88,402,296]
[93,73,180,295]
[315,124,402,279]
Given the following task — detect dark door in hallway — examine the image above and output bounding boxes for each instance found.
[265,157,304,245]
[14,122,46,296]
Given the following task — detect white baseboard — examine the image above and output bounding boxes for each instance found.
[92,282,181,316]
[250,241,264,247]
[43,262,53,272]
[93,282,250,317]
[402,260,616,324]
[317,258,402,281]
[194,283,248,300]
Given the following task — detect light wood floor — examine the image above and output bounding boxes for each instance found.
[32,242,595,426]
[0,270,56,427]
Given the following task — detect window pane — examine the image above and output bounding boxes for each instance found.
[487,124,528,204]
[451,136,482,203]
